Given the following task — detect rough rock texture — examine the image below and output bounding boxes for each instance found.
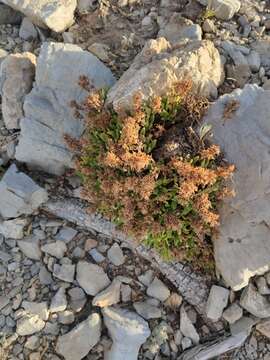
[92,279,121,307]
[15,42,115,175]
[180,306,200,345]
[0,164,48,219]
[0,218,28,239]
[107,37,224,110]
[240,283,270,318]
[16,315,45,336]
[205,285,229,322]
[1,0,77,32]
[210,0,241,20]
[56,313,101,360]
[0,52,36,129]
[102,307,151,360]
[202,84,270,291]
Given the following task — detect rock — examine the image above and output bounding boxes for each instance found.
[247,50,261,72]
[55,227,77,243]
[0,52,36,129]
[39,266,53,285]
[15,42,116,175]
[19,18,38,40]
[230,316,258,336]
[158,14,202,44]
[180,306,200,345]
[22,301,49,321]
[202,19,216,33]
[88,43,110,62]
[164,293,183,310]
[76,261,110,296]
[53,263,75,283]
[89,248,106,263]
[68,287,87,313]
[77,0,97,13]
[255,277,270,295]
[205,285,229,322]
[256,319,270,339]
[182,337,193,350]
[107,38,224,110]
[210,0,241,20]
[251,38,270,67]
[58,310,75,325]
[1,0,77,32]
[102,306,151,360]
[92,279,121,307]
[24,336,40,350]
[223,303,243,324]
[56,313,101,360]
[0,218,28,239]
[147,277,170,302]
[202,84,270,290]
[50,288,67,313]
[0,164,48,219]
[0,49,8,66]
[41,241,67,259]
[138,270,154,286]
[16,315,45,336]
[121,284,132,302]
[134,301,162,320]
[18,236,42,260]
[0,296,9,310]
[240,283,270,318]
[107,243,125,266]
[0,3,22,25]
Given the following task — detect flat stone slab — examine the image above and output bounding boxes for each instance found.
[202,84,270,291]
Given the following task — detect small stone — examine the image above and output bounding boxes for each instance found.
[68,287,87,313]
[210,0,241,20]
[223,303,243,324]
[53,263,75,283]
[0,296,9,310]
[55,227,77,243]
[24,335,40,350]
[181,337,193,350]
[88,43,110,62]
[164,293,183,310]
[255,277,270,295]
[76,261,110,296]
[256,319,270,339]
[107,243,125,266]
[206,285,229,322]
[240,283,270,318]
[180,306,200,345]
[138,270,154,287]
[19,18,38,40]
[89,248,105,263]
[230,316,258,336]
[56,313,101,360]
[16,315,45,336]
[84,238,98,251]
[0,218,28,239]
[92,279,121,307]
[134,301,162,320]
[58,310,75,325]
[247,51,261,72]
[50,287,67,313]
[22,301,49,321]
[121,284,132,302]
[39,266,53,285]
[147,277,170,302]
[202,19,216,33]
[29,352,40,360]
[18,237,41,260]
[41,241,67,259]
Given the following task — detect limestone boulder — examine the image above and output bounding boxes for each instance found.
[1,0,77,32]
[202,84,270,290]
[107,37,224,110]
[0,52,36,129]
[15,42,116,175]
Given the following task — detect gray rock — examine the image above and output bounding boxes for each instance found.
[89,248,106,263]
[0,296,9,310]
[19,18,38,40]
[180,306,200,345]
[0,52,36,129]
[107,243,125,266]
[255,277,270,295]
[24,335,40,350]
[0,49,8,66]
[88,43,110,62]
[58,310,75,325]
[158,14,202,44]
[0,3,22,25]
[0,218,28,239]
[247,50,261,72]
[92,279,121,307]
[134,301,162,320]
[223,303,243,324]
[0,164,48,219]
[102,306,151,360]
[147,277,170,302]
[240,283,270,318]
[55,227,77,243]
[121,284,132,302]
[202,84,270,290]
[22,301,49,321]
[1,0,77,32]
[205,285,229,322]
[16,315,45,336]
[76,261,110,296]
[210,0,241,20]
[230,316,258,336]
[50,287,67,313]
[68,287,86,313]
[138,270,154,287]
[39,266,53,285]
[15,42,116,175]
[41,241,67,259]
[182,337,193,351]
[53,263,75,283]
[256,319,270,339]
[77,0,97,13]
[56,313,101,360]
[251,38,270,67]
[107,38,224,110]
[18,236,42,260]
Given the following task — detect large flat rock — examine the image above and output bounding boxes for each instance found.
[203,84,270,291]
[15,42,116,175]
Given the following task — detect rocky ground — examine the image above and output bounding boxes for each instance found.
[2,0,270,359]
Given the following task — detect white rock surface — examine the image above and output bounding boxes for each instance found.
[102,306,151,360]
[107,38,224,110]
[205,285,229,322]
[16,314,45,336]
[1,0,77,32]
[0,218,28,239]
[56,313,101,360]
[202,84,270,290]
[92,279,121,307]
[0,164,48,219]
[0,52,36,129]
[76,261,111,296]
[15,42,116,175]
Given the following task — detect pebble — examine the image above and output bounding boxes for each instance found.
[107,243,125,266]
[50,287,67,313]
[147,277,170,302]
[134,301,162,320]
[53,263,75,283]
[205,285,230,322]
[41,241,67,259]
